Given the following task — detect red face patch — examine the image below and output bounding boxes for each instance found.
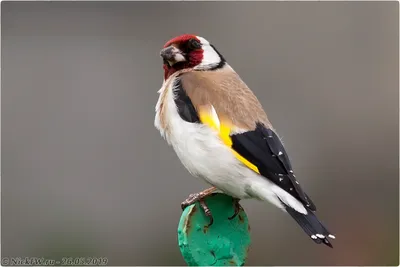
[162,34,204,80]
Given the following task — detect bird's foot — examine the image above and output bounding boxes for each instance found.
[228,198,242,220]
[181,192,202,210]
[180,187,217,227]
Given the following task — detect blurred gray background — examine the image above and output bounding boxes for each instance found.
[2,1,399,266]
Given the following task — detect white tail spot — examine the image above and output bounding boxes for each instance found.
[311,235,317,239]
[328,234,336,239]
[278,151,283,156]
[316,234,325,238]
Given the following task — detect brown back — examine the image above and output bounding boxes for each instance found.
[180,66,271,130]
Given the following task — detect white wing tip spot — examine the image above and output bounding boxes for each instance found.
[278,174,283,176]
[328,234,336,239]
[289,170,293,173]
[295,181,299,184]
[311,235,317,239]
[290,188,293,191]
[316,234,325,238]
[278,151,283,156]
[279,178,283,182]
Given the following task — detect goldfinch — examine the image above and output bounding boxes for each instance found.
[154,34,335,247]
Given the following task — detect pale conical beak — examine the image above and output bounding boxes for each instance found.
[160,46,186,66]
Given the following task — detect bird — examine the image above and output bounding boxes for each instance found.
[154,34,335,247]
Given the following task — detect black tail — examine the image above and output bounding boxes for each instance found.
[284,203,335,248]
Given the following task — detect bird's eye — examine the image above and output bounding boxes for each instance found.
[187,39,201,50]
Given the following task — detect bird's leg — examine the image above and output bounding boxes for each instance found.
[228,198,242,220]
[181,187,217,226]
[180,187,217,210]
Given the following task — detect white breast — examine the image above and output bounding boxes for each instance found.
[154,75,254,199]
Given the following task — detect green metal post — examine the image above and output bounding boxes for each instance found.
[177,193,251,266]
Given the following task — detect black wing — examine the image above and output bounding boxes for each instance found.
[230,122,316,211]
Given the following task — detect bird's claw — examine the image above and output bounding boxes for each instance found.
[228,198,242,220]
[200,199,214,227]
[181,192,214,227]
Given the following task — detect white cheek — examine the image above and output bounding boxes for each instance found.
[202,45,220,64]
[195,36,221,69]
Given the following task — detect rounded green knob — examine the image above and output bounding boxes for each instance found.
[177,193,251,266]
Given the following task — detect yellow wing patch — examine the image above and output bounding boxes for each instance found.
[198,107,260,174]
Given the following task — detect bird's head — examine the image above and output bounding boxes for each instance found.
[160,34,225,80]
